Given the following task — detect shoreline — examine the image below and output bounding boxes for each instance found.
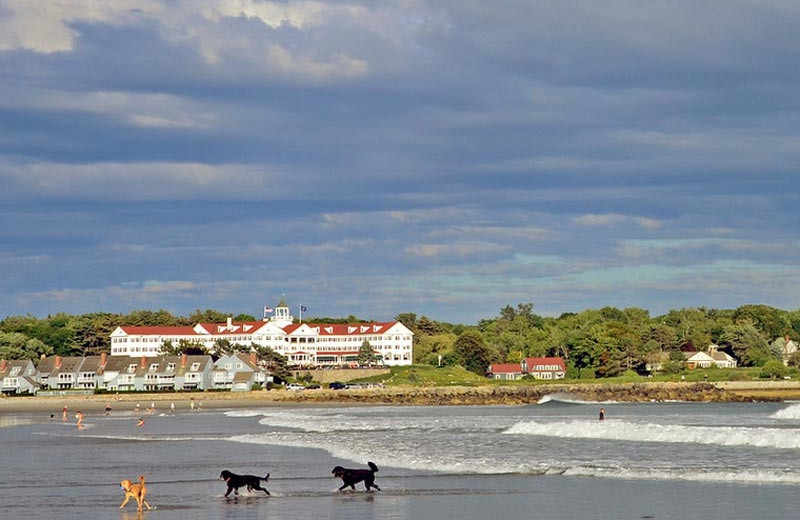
[3,380,800,414]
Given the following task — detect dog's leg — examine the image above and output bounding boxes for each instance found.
[142,499,152,510]
[120,495,131,509]
[252,482,270,495]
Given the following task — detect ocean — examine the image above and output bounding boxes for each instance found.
[2,397,800,519]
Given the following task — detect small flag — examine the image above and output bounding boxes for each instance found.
[300,305,307,312]
[264,306,273,313]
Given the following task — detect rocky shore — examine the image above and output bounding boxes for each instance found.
[4,380,799,415]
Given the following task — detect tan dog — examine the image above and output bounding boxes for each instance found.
[119,475,152,511]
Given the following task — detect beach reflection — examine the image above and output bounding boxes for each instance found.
[0,415,33,428]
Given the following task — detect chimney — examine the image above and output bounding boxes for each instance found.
[0,360,7,372]
[227,316,233,330]
[249,352,258,365]
[181,353,188,367]
[140,356,147,368]
[55,356,62,369]
[100,352,107,366]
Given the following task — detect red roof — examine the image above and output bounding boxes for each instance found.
[524,357,566,371]
[197,321,269,335]
[489,363,523,374]
[287,322,399,336]
[118,326,198,335]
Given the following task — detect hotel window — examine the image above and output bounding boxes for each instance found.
[190,362,200,371]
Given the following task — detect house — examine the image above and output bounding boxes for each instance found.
[0,359,39,395]
[487,363,524,380]
[36,356,85,390]
[644,351,670,372]
[771,335,798,366]
[109,298,414,367]
[174,355,213,391]
[707,344,737,368]
[684,351,715,369]
[213,353,269,391]
[522,357,566,380]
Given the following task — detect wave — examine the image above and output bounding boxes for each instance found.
[225,409,508,434]
[225,432,800,486]
[537,393,617,405]
[504,420,800,449]
[771,403,800,420]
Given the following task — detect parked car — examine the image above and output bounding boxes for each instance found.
[285,383,305,391]
[328,382,346,390]
[306,384,321,389]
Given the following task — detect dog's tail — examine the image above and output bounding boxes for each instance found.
[368,462,379,473]
[138,475,146,483]
[263,473,270,482]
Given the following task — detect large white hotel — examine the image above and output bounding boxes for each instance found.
[110,298,414,366]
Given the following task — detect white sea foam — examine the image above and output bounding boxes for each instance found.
[537,393,617,405]
[504,420,800,449]
[771,403,800,420]
[562,466,800,485]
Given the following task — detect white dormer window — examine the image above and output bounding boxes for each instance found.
[10,366,20,376]
[128,364,137,373]
[167,363,176,372]
[149,364,158,372]
[190,362,200,371]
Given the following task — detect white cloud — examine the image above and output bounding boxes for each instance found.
[573,213,662,229]
[0,0,160,53]
[0,87,217,129]
[0,159,288,200]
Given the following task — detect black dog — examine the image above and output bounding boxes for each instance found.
[219,470,270,497]
[332,461,381,491]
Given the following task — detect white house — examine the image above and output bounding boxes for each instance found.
[771,335,798,366]
[522,357,566,380]
[0,359,39,395]
[684,351,715,369]
[109,298,414,367]
[487,363,524,380]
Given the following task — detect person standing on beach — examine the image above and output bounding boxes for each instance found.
[62,405,68,422]
[599,408,605,421]
[105,402,112,416]
[170,402,175,415]
[76,411,84,429]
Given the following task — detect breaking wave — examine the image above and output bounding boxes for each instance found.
[771,404,800,420]
[504,420,800,449]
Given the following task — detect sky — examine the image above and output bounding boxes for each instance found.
[1,0,800,325]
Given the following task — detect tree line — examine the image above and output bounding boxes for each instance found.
[2,304,800,378]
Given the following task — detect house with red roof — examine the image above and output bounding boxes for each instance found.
[522,357,567,380]
[109,298,414,367]
[487,363,524,380]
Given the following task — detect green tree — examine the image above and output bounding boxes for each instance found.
[358,340,378,366]
[720,323,772,366]
[188,309,229,323]
[253,343,291,381]
[233,313,257,322]
[0,332,53,360]
[761,359,787,379]
[453,330,493,375]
